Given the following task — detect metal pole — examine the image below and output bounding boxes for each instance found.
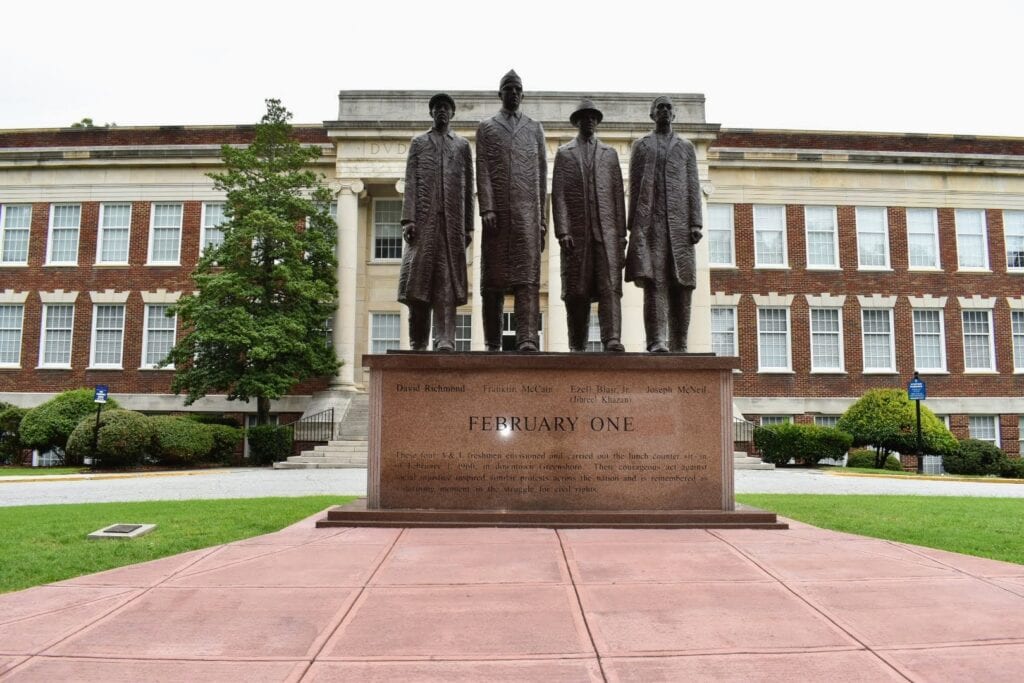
[915,398,923,475]
[91,402,102,469]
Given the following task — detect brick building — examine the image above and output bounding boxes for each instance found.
[1,91,1022,456]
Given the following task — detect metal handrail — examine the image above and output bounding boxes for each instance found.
[733,418,755,443]
[283,407,334,443]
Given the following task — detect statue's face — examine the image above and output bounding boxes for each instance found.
[500,83,523,111]
[576,111,598,135]
[652,100,674,124]
[431,101,453,128]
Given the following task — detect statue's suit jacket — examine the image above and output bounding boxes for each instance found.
[552,137,626,301]
[625,132,702,287]
[398,129,474,306]
[476,112,547,289]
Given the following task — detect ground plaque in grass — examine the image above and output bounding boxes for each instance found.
[737,494,1024,565]
[0,496,354,593]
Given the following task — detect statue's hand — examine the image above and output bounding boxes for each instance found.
[690,228,703,245]
[403,222,417,244]
[558,235,574,251]
[482,211,497,232]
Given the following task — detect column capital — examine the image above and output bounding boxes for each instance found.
[337,179,365,196]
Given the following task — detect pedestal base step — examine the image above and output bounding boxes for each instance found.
[316,499,787,530]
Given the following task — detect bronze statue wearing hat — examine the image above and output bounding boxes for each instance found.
[625,96,703,352]
[552,99,627,352]
[475,70,547,351]
[397,93,474,351]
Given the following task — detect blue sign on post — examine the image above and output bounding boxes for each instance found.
[908,378,926,401]
[94,385,109,404]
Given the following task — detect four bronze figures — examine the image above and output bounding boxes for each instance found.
[398,70,702,353]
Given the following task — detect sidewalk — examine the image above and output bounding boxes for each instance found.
[2,511,1023,681]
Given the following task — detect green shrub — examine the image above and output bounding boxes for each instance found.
[207,424,243,463]
[150,416,214,467]
[186,413,242,428]
[19,389,120,463]
[998,458,1024,479]
[0,405,28,465]
[247,424,292,466]
[846,448,903,471]
[753,422,853,466]
[837,389,957,468]
[943,439,1007,476]
[66,410,153,469]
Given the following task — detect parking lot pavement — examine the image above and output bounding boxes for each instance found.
[736,468,1024,498]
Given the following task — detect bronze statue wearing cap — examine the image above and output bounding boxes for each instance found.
[475,70,547,351]
[397,93,474,351]
[552,99,627,352]
[625,96,703,352]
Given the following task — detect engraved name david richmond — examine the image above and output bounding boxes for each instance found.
[467,416,635,432]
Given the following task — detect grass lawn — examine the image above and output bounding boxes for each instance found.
[0,496,354,594]
[0,467,89,477]
[738,494,1024,565]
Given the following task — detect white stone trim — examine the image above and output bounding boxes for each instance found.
[908,295,948,309]
[89,289,130,304]
[0,391,313,412]
[141,289,182,304]
[735,396,1024,415]
[857,294,898,308]
[958,295,998,310]
[804,293,846,308]
[38,289,78,304]
[711,292,742,306]
[752,292,794,307]
[1007,296,1024,311]
[0,289,28,304]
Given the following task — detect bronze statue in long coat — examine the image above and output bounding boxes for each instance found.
[476,70,547,351]
[552,99,626,352]
[625,96,703,352]
[397,93,474,351]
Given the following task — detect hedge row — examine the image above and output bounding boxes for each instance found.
[943,439,1024,478]
[752,423,853,466]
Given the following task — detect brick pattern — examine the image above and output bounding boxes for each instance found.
[713,130,1024,156]
[0,126,329,148]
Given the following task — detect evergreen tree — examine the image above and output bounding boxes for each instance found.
[165,99,339,424]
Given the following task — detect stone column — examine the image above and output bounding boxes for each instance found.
[332,178,364,388]
[547,212,568,352]
[470,209,485,350]
[689,140,713,354]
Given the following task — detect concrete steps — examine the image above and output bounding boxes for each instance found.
[734,451,775,470]
[338,393,369,440]
[273,439,368,469]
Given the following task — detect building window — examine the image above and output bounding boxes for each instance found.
[370,312,400,353]
[455,313,472,351]
[861,308,895,372]
[201,202,226,254]
[39,304,74,367]
[955,208,989,270]
[0,204,31,265]
[1005,210,1024,271]
[962,310,995,371]
[707,203,735,267]
[814,415,840,428]
[0,304,24,367]
[373,200,404,261]
[142,304,177,368]
[90,304,125,368]
[906,208,940,269]
[148,203,183,264]
[804,206,838,269]
[711,306,737,356]
[1013,311,1024,372]
[1019,416,1024,453]
[912,309,946,372]
[968,415,999,446]
[810,308,843,372]
[97,203,131,264]
[760,415,792,426]
[46,204,81,265]
[855,206,889,269]
[753,205,787,267]
[586,307,603,351]
[757,307,791,371]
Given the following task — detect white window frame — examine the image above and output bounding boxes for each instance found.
[707,203,735,268]
[45,203,81,266]
[0,303,24,367]
[906,207,941,271]
[455,312,472,352]
[711,306,738,357]
[757,307,792,372]
[1004,210,1024,272]
[912,309,947,373]
[89,304,126,369]
[813,415,840,428]
[752,204,788,268]
[200,202,227,256]
[38,303,75,369]
[855,206,891,270]
[371,198,404,263]
[962,309,996,372]
[760,415,792,426]
[369,311,400,354]
[1013,310,1024,373]
[0,204,32,265]
[955,208,989,271]
[585,305,603,352]
[147,202,183,265]
[141,304,177,369]
[809,307,844,372]
[861,308,896,373]
[804,205,839,270]
[968,415,1000,447]
[1019,416,1024,454]
[96,202,132,265]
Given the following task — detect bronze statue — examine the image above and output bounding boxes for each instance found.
[625,96,703,352]
[476,70,547,351]
[552,99,626,352]
[398,93,474,352]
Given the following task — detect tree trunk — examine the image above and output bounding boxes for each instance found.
[256,396,272,425]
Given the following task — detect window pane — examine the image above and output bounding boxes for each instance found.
[374,200,403,260]
[0,304,24,365]
[711,307,736,356]
[202,202,226,252]
[761,415,791,425]
[758,307,789,369]
[862,309,893,370]
[49,204,81,263]
[371,312,400,353]
[955,209,987,268]
[707,204,734,266]
[810,308,841,370]
[805,206,837,267]
[962,310,992,369]
[913,309,944,371]
[856,207,888,267]
[968,415,997,444]
[586,307,602,352]
[753,205,785,266]
[1005,210,1024,269]
[1013,311,1024,370]
[151,203,182,263]
[42,304,74,365]
[455,313,472,352]
[814,415,840,428]
[145,305,177,366]
[1,205,31,263]
[92,305,125,366]
[99,203,131,263]
[906,208,938,268]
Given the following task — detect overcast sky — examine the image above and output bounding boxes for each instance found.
[4,0,1022,136]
